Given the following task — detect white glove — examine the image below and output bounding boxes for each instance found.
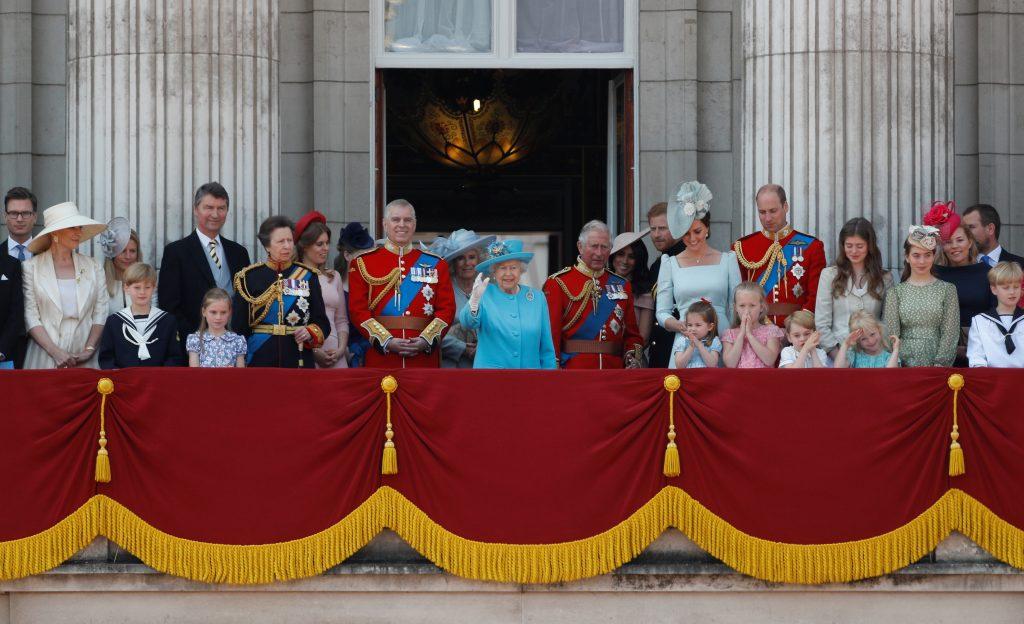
[469,273,490,314]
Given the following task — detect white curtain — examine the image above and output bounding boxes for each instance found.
[516,0,623,53]
[384,0,492,53]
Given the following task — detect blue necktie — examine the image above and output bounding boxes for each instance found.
[14,244,25,262]
[980,254,994,267]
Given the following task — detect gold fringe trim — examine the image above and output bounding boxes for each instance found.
[4,489,1024,585]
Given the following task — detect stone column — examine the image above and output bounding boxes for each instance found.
[742,0,953,264]
[67,0,279,263]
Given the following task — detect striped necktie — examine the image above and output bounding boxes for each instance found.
[208,240,222,269]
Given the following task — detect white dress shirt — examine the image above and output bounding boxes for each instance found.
[7,237,33,261]
[195,229,224,257]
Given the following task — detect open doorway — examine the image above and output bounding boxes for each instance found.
[376,68,633,280]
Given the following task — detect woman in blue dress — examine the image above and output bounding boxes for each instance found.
[458,239,557,370]
[655,181,741,369]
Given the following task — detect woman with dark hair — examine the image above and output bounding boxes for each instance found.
[333,221,375,367]
[883,225,959,367]
[814,217,893,358]
[232,215,330,368]
[609,231,655,344]
[295,211,349,369]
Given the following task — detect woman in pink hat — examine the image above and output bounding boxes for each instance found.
[22,202,109,369]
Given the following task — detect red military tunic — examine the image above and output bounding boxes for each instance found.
[543,259,644,369]
[348,240,455,368]
[733,225,826,327]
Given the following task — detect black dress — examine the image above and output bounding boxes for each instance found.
[647,239,687,368]
[936,262,996,327]
[232,261,331,368]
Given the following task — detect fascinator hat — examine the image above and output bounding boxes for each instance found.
[97,217,132,259]
[293,211,327,242]
[474,239,534,274]
[668,181,713,239]
[338,222,374,251]
[922,200,960,242]
[906,225,941,251]
[422,229,496,262]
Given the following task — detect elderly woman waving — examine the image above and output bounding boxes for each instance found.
[458,239,557,369]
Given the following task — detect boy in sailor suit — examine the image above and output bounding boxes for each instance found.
[98,263,182,368]
[968,261,1024,368]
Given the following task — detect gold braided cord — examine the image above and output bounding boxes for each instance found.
[356,257,401,310]
[9,488,1024,585]
[233,267,283,327]
[733,241,785,287]
[556,278,595,331]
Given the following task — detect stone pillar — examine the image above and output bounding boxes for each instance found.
[742,0,953,264]
[67,0,279,263]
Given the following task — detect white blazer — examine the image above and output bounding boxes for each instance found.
[22,250,109,369]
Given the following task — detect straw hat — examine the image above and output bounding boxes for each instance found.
[28,202,107,254]
[610,229,650,256]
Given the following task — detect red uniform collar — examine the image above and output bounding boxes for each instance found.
[760,224,794,243]
[574,257,606,279]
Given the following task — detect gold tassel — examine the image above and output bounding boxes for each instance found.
[663,375,681,477]
[947,373,965,477]
[381,375,398,475]
[95,378,114,483]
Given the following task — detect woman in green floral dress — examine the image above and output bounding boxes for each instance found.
[884,225,960,367]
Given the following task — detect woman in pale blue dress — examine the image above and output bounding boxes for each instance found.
[459,239,557,370]
[656,181,741,369]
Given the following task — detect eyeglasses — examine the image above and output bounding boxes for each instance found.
[5,211,34,220]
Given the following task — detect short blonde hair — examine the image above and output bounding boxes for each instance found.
[848,310,891,352]
[784,310,815,333]
[122,262,157,287]
[988,261,1024,286]
[731,281,768,327]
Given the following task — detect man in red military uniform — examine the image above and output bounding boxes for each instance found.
[543,220,644,369]
[348,199,455,368]
[733,184,826,327]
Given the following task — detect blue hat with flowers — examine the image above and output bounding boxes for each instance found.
[421,228,496,262]
[474,239,534,274]
[668,180,713,238]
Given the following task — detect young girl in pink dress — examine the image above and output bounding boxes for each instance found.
[722,281,784,368]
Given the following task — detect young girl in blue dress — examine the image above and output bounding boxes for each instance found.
[833,311,901,368]
[186,288,247,368]
[671,299,722,368]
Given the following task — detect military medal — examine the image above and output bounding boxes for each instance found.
[790,244,806,280]
[421,284,435,301]
[423,303,434,315]
[283,278,310,297]
[793,284,804,297]
[610,319,621,335]
[614,304,624,320]
[286,310,301,326]
[411,264,439,284]
[296,297,309,312]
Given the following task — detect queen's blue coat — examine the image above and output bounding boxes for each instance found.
[459,283,557,370]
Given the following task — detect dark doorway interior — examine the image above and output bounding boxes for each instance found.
[382,68,629,272]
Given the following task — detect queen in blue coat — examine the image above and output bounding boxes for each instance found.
[458,239,557,370]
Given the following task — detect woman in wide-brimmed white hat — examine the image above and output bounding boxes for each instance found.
[22,202,109,369]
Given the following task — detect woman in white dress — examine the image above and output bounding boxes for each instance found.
[655,181,741,369]
[22,202,109,369]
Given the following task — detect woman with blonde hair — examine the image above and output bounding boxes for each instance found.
[22,202,109,369]
[97,217,143,315]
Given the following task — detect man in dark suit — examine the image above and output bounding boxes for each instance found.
[0,252,24,367]
[645,201,686,368]
[3,186,37,367]
[963,204,1024,269]
[158,182,251,340]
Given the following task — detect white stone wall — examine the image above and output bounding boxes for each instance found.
[0,0,66,212]
[65,0,279,263]
[955,0,1024,253]
[280,0,370,258]
[742,0,954,265]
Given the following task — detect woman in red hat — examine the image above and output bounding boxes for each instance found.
[295,211,349,368]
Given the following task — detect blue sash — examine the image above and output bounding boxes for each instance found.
[761,233,814,294]
[247,266,310,364]
[381,254,440,317]
[561,274,624,366]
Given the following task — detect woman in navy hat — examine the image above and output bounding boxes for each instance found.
[334,221,375,366]
[459,239,556,369]
[425,229,495,368]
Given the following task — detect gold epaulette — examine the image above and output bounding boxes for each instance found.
[295,261,320,275]
[548,264,573,280]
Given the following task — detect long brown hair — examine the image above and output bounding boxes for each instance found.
[831,218,886,300]
[935,223,979,267]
